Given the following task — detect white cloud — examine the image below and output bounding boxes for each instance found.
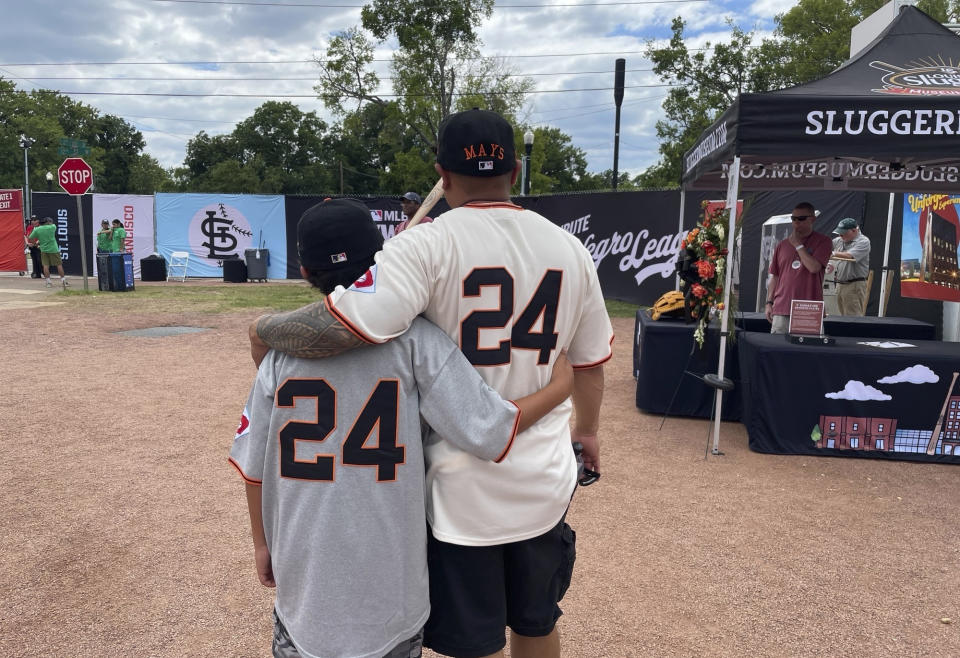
[825,381,891,401]
[1,0,787,176]
[877,365,940,385]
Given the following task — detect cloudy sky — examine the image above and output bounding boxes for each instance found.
[0,0,796,178]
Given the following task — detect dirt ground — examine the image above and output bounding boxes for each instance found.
[1,277,958,657]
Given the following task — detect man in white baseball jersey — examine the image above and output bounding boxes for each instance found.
[232,198,574,658]
[250,109,613,658]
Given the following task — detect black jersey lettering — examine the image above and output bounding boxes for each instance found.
[460,267,562,366]
[276,378,403,482]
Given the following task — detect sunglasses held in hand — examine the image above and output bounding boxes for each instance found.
[572,442,601,487]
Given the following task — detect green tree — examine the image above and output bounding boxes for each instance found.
[127,154,174,194]
[315,0,533,192]
[178,102,337,194]
[640,0,959,186]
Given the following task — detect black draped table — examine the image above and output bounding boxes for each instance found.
[735,312,936,340]
[739,332,960,463]
[635,310,938,423]
[633,312,743,421]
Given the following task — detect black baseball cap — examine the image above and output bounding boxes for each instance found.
[297,199,384,271]
[437,109,516,177]
[402,192,422,204]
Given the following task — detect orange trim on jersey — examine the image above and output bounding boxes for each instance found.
[494,401,521,463]
[228,457,262,485]
[324,295,379,345]
[572,334,615,370]
[463,201,523,211]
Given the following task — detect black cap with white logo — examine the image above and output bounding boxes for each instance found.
[297,199,384,271]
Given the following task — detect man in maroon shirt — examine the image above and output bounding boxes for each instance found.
[765,202,832,333]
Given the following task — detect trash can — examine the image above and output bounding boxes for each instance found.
[121,253,135,291]
[140,255,167,281]
[245,248,269,282]
[96,253,135,292]
[96,254,112,292]
[223,257,247,283]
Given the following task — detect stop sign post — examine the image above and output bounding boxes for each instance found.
[57,157,93,290]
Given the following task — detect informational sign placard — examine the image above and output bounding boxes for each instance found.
[789,299,825,335]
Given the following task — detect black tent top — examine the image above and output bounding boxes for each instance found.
[683,6,960,192]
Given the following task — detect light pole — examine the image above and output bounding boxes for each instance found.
[45,171,53,192]
[19,134,36,220]
[522,130,534,196]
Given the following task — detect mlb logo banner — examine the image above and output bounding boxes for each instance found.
[156,194,287,279]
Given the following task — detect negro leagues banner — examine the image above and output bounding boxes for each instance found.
[515,191,710,305]
[31,192,94,276]
[156,194,287,279]
[900,193,960,303]
[91,195,155,277]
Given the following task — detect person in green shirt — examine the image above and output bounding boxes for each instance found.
[96,220,112,253]
[111,219,127,253]
[27,217,68,288]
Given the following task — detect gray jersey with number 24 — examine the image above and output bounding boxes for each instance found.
[230,317,519,658]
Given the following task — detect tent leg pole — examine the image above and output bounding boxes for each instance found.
[712,155,741,456]
[879,192,895,318]
[676,190,686,291]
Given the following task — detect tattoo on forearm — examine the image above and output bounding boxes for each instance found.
[257,301,365,358]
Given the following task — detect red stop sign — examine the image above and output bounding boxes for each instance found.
[58,157,94,195]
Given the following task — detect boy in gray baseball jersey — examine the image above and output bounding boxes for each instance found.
[230,199,573,658]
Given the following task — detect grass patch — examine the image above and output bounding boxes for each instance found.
[605,299,642,318]
[57,282,643,317]
[58,283,321,314]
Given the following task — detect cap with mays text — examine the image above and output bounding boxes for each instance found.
[437,109,516,177]
[297,198,384,271]
[833,217,859,233]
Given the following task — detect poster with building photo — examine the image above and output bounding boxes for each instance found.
[900,193,960,302]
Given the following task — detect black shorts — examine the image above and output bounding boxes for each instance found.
[423,518,576,658]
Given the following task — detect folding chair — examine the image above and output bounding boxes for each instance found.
[167,251,189,282]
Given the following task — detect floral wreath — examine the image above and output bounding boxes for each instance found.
[679,201,735,348]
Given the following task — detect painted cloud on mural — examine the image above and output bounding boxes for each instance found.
[877,364,939,385]
[825,381,892,401]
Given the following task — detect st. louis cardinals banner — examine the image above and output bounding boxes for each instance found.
[31,192,94,276]
[156,193,287,279]
[92,194,155,278]
[900,193,960,302]
[0,189,27,272]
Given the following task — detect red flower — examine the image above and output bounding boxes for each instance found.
[691,283,708,299]
[702,240,716,256]
[696,260,716,280]
[719,248,729,256]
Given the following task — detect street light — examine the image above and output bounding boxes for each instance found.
[522,130,534,196]
[45,171,53,192]
[19,134,36,220]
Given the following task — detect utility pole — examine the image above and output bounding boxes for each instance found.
[612,59,625,190]
[20,134,36,219]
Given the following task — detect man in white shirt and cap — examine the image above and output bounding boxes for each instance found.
[831,217,871,316]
